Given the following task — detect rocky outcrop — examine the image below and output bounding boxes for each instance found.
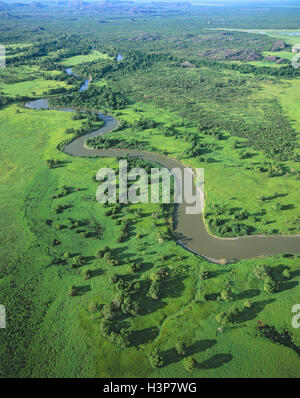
[265,55,288,64]
[32,26,45,32]
[271,41,286,51]
[198,48,261,62]
[181,61,195,68]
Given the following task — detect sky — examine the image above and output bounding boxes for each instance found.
[3,0,300,5]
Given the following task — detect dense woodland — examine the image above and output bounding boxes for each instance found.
[49,85,128,111]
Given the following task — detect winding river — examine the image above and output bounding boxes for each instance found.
[25,68,300,263]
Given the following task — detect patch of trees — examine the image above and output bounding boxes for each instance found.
[56,115,105,152]
[255,161,286,177]
[98,272,144,347]
[253,264,278,293]
[52,204,68,214]
[51,185,70,199]
[161,125,181,138]
[117,59,296,161]
[46,87,68,96]
[183,356,197,372]
[75,51,172,81]
[0,95,14,108]
[184,140,217,158]
[148,348,164,368]
[46,159,61,168]
[49,85,127,111]
[100,318,131,348]
[147,268,168,300]
[196,100,297,161]
[86,135,156,153]
[189,56,300,79]
[6,35,92,68]
[206,204,254,237]
[216,301,251,326]
[131,116,157,130]
[117,220,130,243]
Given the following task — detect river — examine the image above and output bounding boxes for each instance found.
[25,66,300,263]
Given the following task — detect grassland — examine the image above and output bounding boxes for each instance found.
[0,65,70,98]
[1,82,300,378]
[1,102,300,377]
[211,28,300,46]
[60,51,111,67]
[1,18,300,378]
[0,79,69,97]
[100,58,300,237]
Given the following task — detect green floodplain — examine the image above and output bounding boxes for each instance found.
[0,1,300,378]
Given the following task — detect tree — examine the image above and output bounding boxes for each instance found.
[220,288,232,301]
[83,269,92,280]
[198,269,209,280]
[244,300,252,309]
[96,246,110,259]
[227,306,240,323]
[283,269,291,279]
[46,159,55,169]
[62,252,70,259]
[110,329,131,348]
[183,356,197,372]
[72,255,85,268]
[148,348,164,368]
[274,202,283,211]
[69,285,78,297]
[264,276,277,293]
[100,319,113,338]
[253,264,269,280]
[102,303,115,320]
[175,341,186,356]
[147,281,159,300]
[216,312,229,325]
[88,301,99,312]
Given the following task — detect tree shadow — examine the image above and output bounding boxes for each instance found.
[234,288,260,300]
[91,268,104,278]
[282,204,296,211]
[265,193,288,201]
[236,299,275,323]
[160,274,187,299]
[277,280,298,293]
[205,292,219,301]
[85,255,96,265]
[186,339,217,356]
[292,269,300,278]
[136,280,166,315]
[198,353,233,369]
[209,269,231,279]
[268,264,299,293]
[77,285,91,295]
[130,327,159,347]
[163,339,217,366]
[113,247,133,260]
[53,160,72,168]
[132,261,153,274]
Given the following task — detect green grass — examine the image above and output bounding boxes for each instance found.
[0,79,69,97]
[1,32,300,378]
[110,98,300,237]
[211,28,300,46]
[60,51,111,67]
[262,50,295,61]
[1,102,300,377]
